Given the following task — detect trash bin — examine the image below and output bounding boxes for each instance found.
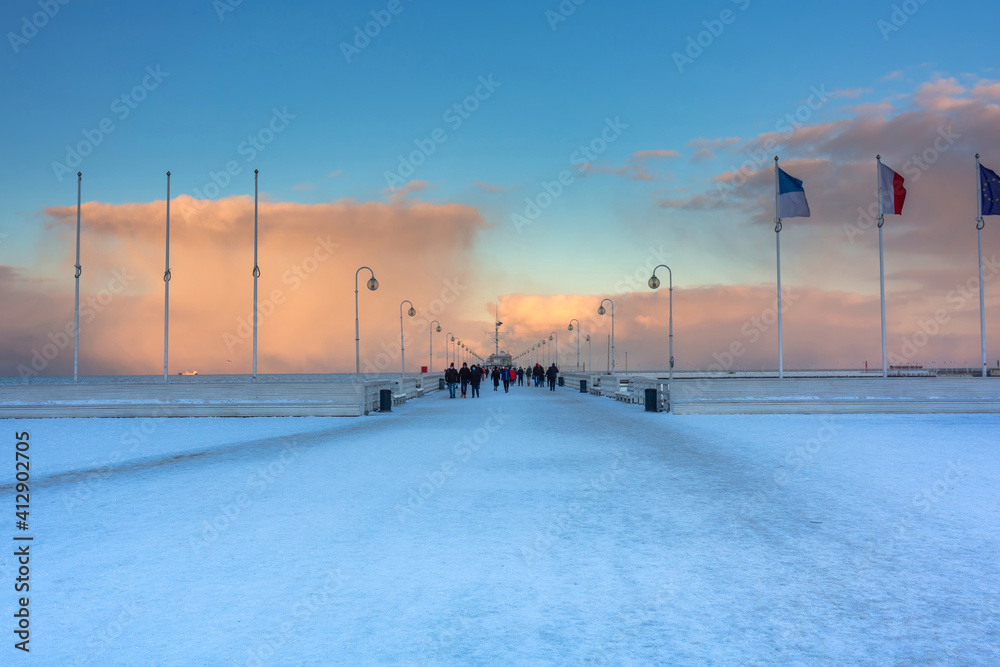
[644,388,658,412]
[558,376,565,387]
[580,379,587,393]
[379,389,392,412]
[438,377,446,390]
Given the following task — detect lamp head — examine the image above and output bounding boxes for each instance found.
[549,335,553,341]
[598,305,606,315]
[435,325,442,333]
[586,334,591,342]
[450,336,455,342]
[648,275,660,290]
[567,323,573,331]
[367,277,379,291]
[407,306,416,317]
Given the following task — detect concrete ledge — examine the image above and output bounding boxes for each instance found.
[0,381,394,418]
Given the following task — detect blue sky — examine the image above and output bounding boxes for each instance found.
[2,0,999,373]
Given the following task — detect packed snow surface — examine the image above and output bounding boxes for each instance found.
[3,384,998,664]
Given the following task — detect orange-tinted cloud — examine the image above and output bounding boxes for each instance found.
[3,194,486,376]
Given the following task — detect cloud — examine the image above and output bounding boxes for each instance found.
[292,182,315,192]
[2,196,486,376]
[474,181,510,194]
[328,170,343,179]
[631,149,682,161]
[578,149,681,181]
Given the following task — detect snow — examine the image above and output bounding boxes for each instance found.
[4,385,999,664]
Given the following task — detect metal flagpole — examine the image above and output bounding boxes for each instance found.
[74,172,82,382]
[976,154,987,378]
[877,156,887,378]
[252,170,260,381]
[164,171,171,382]
[774,157,783,379]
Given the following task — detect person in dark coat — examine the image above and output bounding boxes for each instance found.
[517,367,524,386]
[502,367,511,393]
[458,362,471,398]
[469,364,482,397]
[444,363,459,398]
[533,363,544,387]
[546,363,559,391]
[491,367,501,391]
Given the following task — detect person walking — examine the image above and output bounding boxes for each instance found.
[491,367,501,391]
[502,367,511,393]
[445,363,459,398]
[533,363,544,387]
[546,363,559,391]
[459,362,471,398]
[517,367,524,386]
[470,364,482,398]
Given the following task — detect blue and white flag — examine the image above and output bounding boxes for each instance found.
[777,167,810,218]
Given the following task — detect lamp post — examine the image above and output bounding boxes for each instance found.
[598,299,615,373]
[446,331,454,369]
[586,334,591,372]
[399,300,416,378]
[355,267,379,381]
[568,319,581,370]
[549,332,558,367]
[429,320,442,372]
[541,339,547,366]
[649,264,674,382]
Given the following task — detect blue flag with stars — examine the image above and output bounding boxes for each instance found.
[981,163,1000,216]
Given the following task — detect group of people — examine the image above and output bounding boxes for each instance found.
[443,362,560,398]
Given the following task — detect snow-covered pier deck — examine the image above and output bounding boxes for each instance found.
[10,384,998,663]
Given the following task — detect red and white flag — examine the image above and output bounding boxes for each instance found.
[878,161,907,215]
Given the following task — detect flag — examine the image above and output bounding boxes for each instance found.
[980,163,1000,216]
[878,162,906,215]
[777,167,810,218]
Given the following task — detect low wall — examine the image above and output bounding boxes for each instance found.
[0,380,397,418]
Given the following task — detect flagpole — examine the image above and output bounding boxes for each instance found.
[775,156,783,379]
[976,154,986,378]
[877,155,887,379]
[74,172,82,383]
[253,169,260,381]
[164,171,171,383]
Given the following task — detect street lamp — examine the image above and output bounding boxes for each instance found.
[400,300,415,378]
[586,334,591,372]
[649,264,674,382]
[568,319,581,370]
[598,298,615,373]
[549,332,558,368]
[541,339,546,366]
[446,331,454,368]
[429,320,442,373]
[355,266,378,381]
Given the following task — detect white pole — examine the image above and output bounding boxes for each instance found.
[164,171,171,382]
[775,157,784,379]
[877,155,888,378]
[977,154,987,378]
[252,169,259,381]
[74,172,82,382]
